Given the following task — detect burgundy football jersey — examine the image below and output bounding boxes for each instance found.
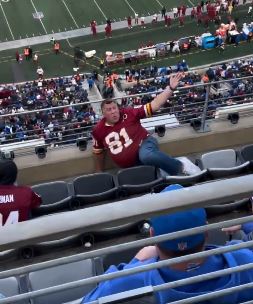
[93,104,152,167]
[0,185,41,226]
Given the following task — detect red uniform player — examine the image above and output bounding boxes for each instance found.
[179,15,185,26]
[127,16,132,29]
[177,6,181,17]
[90,20,97,36]
[191,7,196,18]
[105,24,112,38]
[181,5,187,16]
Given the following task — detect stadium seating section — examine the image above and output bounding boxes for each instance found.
[1,58,253,152]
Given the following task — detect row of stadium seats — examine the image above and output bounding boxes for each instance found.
[1,167,250,263]
[0,227,236,304]
[1,146,248,263]
[0,256,145,304]
[31,145,253,217]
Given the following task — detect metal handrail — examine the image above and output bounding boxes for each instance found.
[1,74,253,118]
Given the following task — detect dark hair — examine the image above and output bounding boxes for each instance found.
[101,99,118,110]
[157,240,205,258]
[0,160,18,185]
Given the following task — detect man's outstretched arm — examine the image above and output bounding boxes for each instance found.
[150,73,183,113]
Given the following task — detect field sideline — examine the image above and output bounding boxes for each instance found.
[0,0,199,41]
[0,1,252,83]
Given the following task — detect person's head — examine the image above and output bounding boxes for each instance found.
[101,100,120,125]
[0,160,18,185]
[150,184,207,258]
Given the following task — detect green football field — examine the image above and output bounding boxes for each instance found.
[0,0,200,41]
[0,1,252,84]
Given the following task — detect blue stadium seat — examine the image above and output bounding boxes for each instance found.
[72,173,118,207]
[117,166,164,197]
[32,181,72,216]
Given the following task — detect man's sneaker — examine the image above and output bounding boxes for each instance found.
[177,157,201,176]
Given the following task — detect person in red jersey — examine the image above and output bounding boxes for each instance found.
[191,7,196,19]
[181,5,187,16]
[90,20,97,36]
[92,73,186,175]
[105,24,112,38]
[179,15,185,27]
[0,160,41,226]
[127,16,132,29]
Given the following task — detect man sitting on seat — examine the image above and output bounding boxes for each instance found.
[82,185,253,303]
[0,160,41,226]
[92,73,186,175]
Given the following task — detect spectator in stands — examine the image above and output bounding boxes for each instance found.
[82,184,253,303]
[0,160,41,226]
[92,73,189,175]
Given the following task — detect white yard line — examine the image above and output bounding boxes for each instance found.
[93,0,107,20]
[154,0,163,8]
[30,0,48,34]
[61,0,79,28]
[124,0,136,14]
[66,38,74,48]
[0,2,14,40]
[187,0,195,7]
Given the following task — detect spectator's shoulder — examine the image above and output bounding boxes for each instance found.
[13,185,32,193]
[92,118,106,137]
[226,241,253,263]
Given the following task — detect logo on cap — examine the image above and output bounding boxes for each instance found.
[177,242,188,251]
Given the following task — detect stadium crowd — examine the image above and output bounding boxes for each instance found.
[0,55,253,146]
[0,74,98,145]
[120,57,253,123]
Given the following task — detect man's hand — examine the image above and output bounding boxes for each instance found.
[222,225,242,234]
[169,72,183,90]
[150,72,184,113]
[135,246,158,261]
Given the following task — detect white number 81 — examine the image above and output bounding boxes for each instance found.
[105,128,133,155]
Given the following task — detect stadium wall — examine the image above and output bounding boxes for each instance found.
[17,115,253,185]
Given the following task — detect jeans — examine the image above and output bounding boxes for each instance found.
[138,136,182,175]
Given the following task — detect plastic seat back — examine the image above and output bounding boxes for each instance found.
[200,149,237,169]
[32,181,71,205]
[240,144,253,162]
[117,166,163,197]
[28,259,96,304]
[73,173,116,195]
[0,277,29,304]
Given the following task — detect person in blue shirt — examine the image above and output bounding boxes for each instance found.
[82,184,253,304]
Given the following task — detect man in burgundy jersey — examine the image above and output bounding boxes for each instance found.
[0,160,41,226]
[92,73,185,175]
[127,16,132,29]
[90,20,97,36]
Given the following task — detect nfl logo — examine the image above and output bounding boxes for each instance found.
[177,242,188,251]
